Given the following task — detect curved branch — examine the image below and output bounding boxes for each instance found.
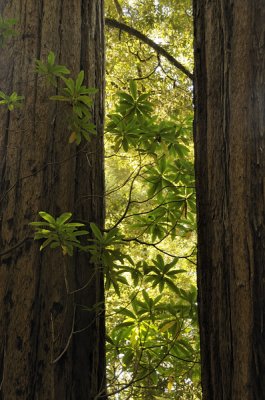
[105,18,193,81]
[0,237,32,257]
[122,236,196,262]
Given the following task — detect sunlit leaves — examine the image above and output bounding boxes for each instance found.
[36,52,97,144]
[85,224,133,296]
[106,83,196,245]
[104,44,198,400]
[116,80,153,120]
[143,255,185,293]
[30,212,88,256]
[0,91,24,111]
[107,113,140,151]
[107,284,199,396]
[103,0,198,396]
[35,51,70,86]
[50,71,98,144]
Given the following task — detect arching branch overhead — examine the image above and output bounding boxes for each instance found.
[105,17,194,81]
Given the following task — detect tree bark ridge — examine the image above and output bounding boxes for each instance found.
[194,1,265,399]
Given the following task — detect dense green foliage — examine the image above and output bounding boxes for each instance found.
[103,1,200,398]
[1,2,200,398]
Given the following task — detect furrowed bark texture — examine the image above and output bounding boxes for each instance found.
[194,1,265,399]
[0,1,105,399]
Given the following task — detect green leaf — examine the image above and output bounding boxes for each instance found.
[50,242,61,249]
[115,321,135,329]
[40,237,54,251]
[56,212,72,225]
[52,65,71,75]
[129,80,137,99]
[137,93,151,102]
[123,350,134,366]
[105,334,115,345]
[117,92,134,104]
[63,77,75,94]
[117,308,136,319]
[47,51,55,65]
[160,320,176,333]
[78,95,93,107]
[90,223,103,241]
[76,70,84,91]
[29,221,51,227]
[38,211,56,224]
[142,290,151,306]
[112,279,121,296]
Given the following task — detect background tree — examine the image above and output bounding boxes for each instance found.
[103,1,201,398]
[0,1,105,399]
[194,1,265,399]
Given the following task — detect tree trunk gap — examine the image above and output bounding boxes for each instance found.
[0,1,106,399]
[194,1,265,399]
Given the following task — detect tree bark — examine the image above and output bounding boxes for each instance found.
[0,1,105,399]
[194,1,265,399]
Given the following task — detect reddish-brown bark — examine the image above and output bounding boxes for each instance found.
[0,1,105,399]
[194,1,265,399]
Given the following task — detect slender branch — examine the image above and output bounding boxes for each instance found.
[0,237,32,257]
[132,65,158,81]
[51,305,76,364]
[105,169,136,196]
[0,144,95,204]
[122,199,186,220]
[122,236,196,262]
[113,0,123,17]
[96,332,180,399]
[168,352,200,364]
[110,164,143,230]
[105,18,193,81]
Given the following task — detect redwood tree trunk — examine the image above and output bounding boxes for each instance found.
[194,1,265,399]
[0,1,105,399]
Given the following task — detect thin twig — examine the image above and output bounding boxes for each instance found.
[0,237,32,257]
[51,305,76,364]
